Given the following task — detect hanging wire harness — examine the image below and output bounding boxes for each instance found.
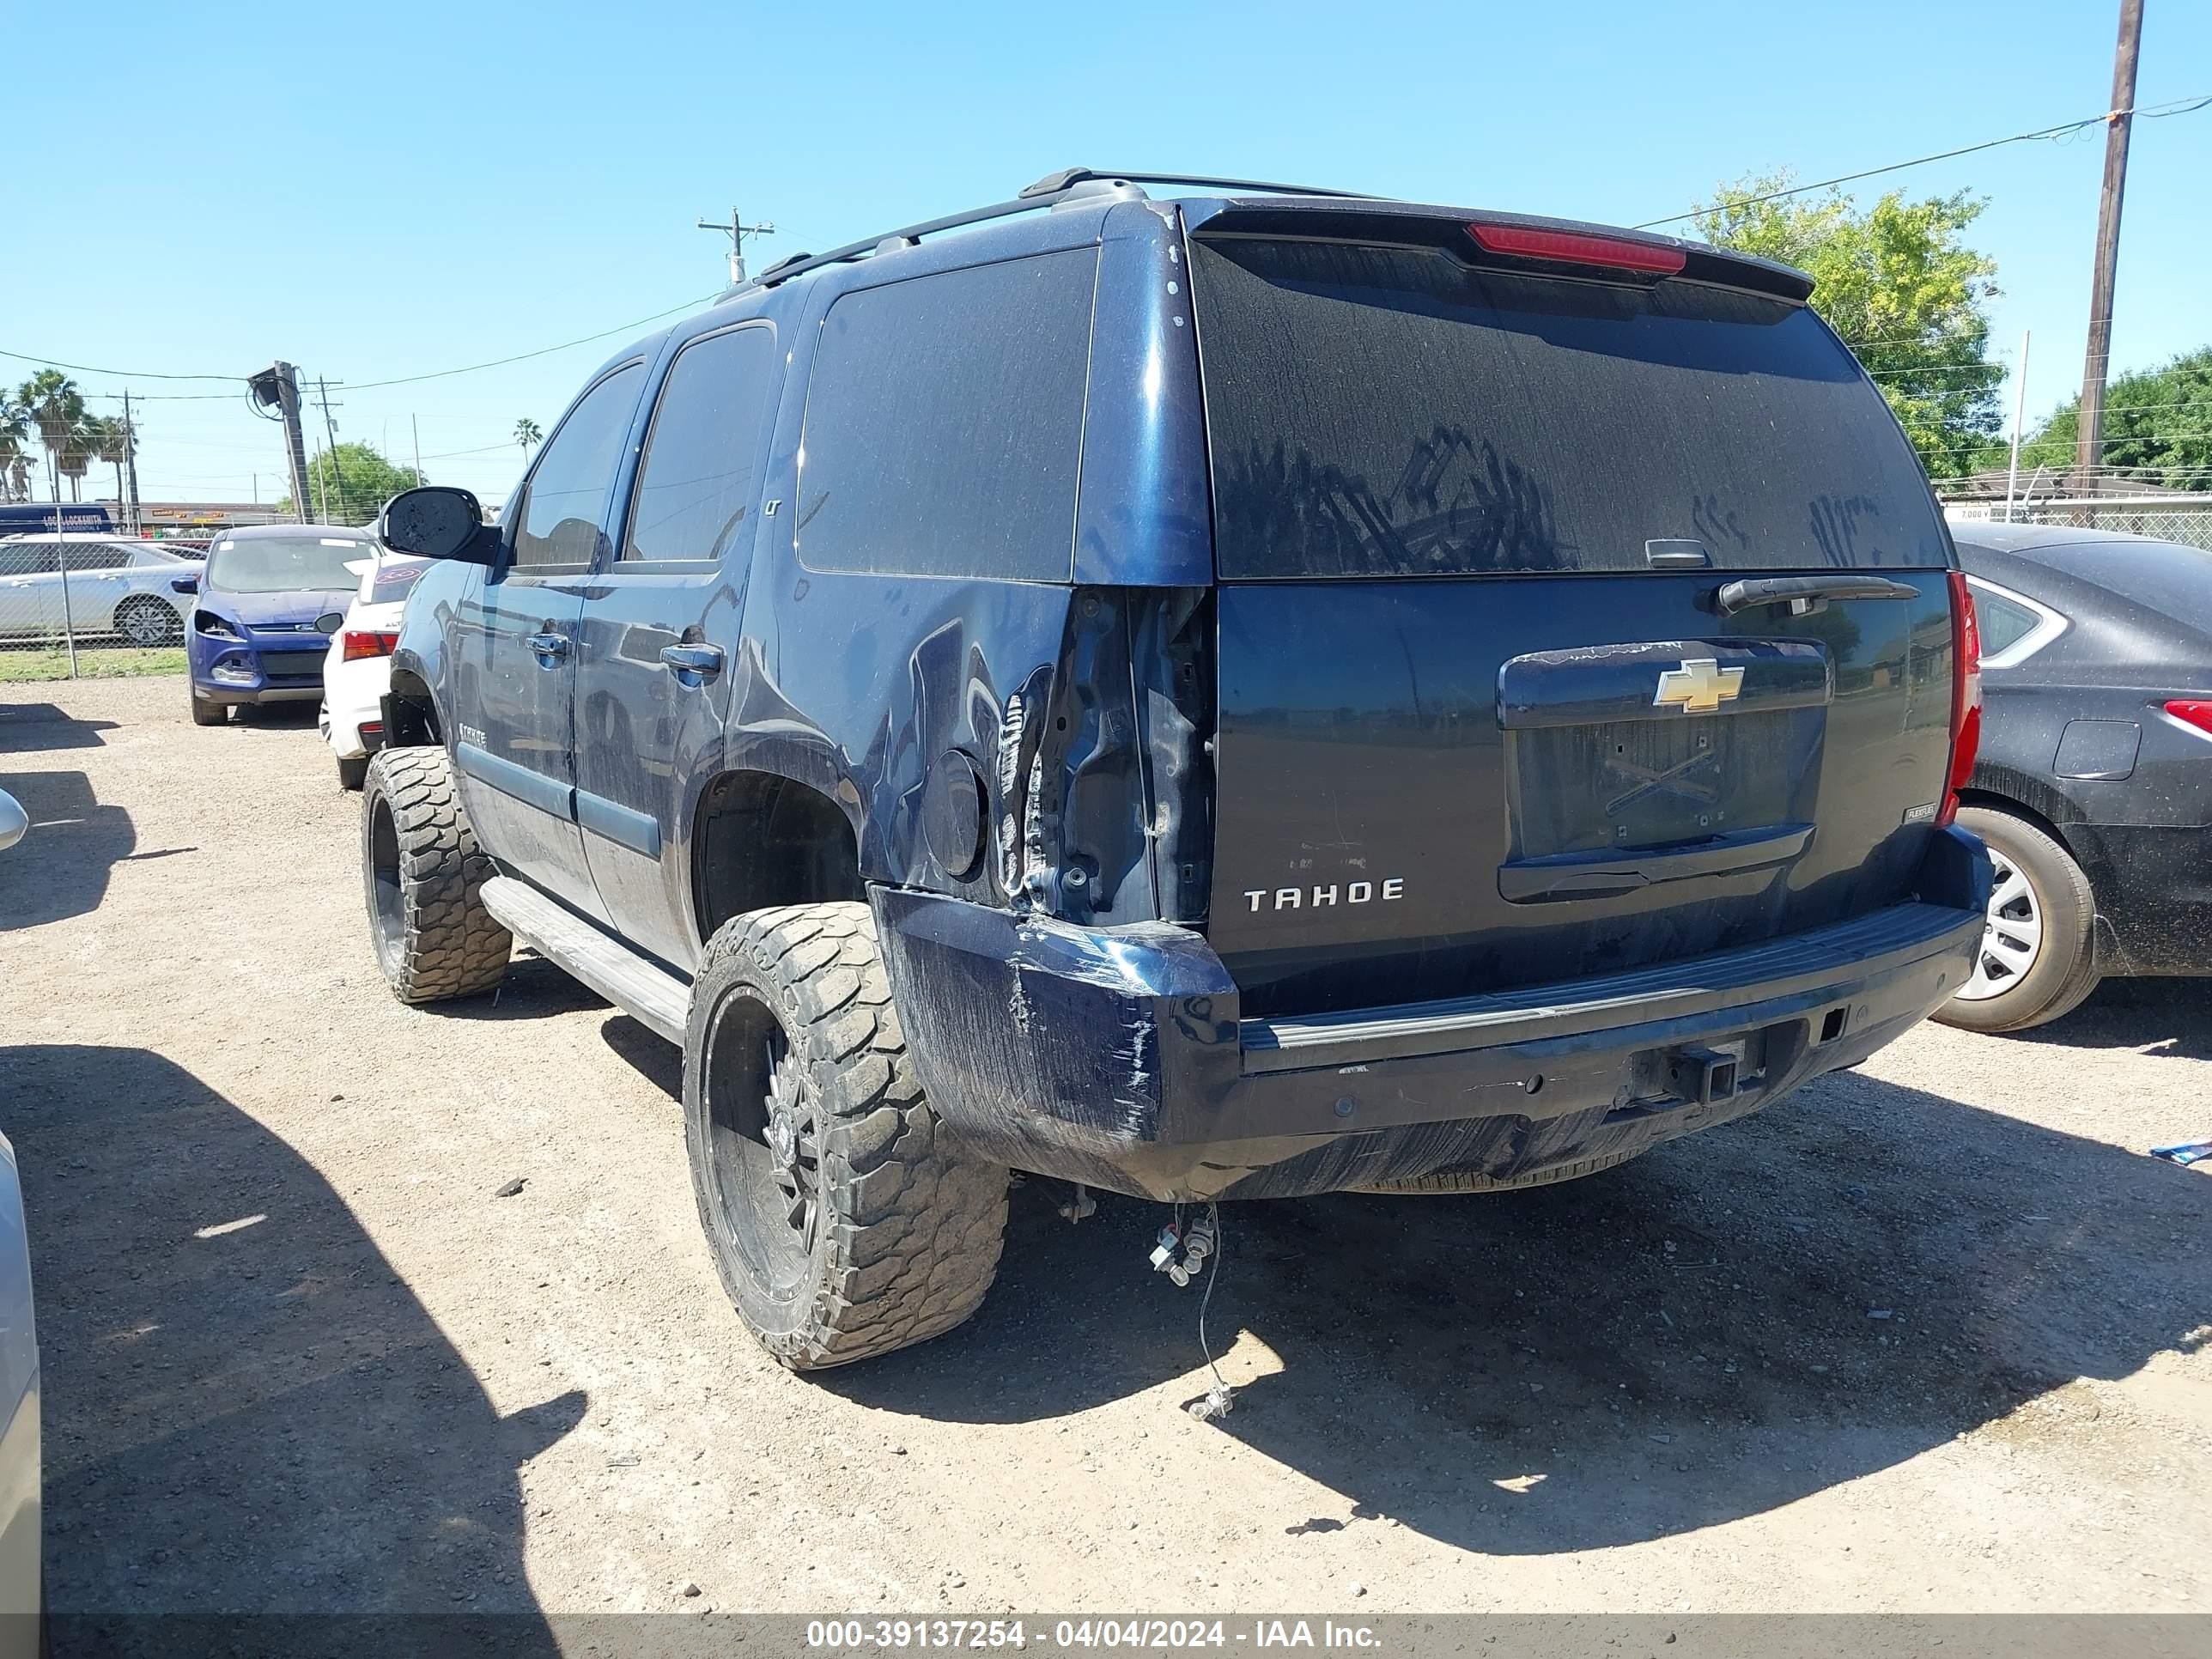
[1152,1204,1236,1421]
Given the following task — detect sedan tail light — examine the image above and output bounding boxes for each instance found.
[342,629,400,663]
[2166,699,2212,738]
[1937,571,1983,829]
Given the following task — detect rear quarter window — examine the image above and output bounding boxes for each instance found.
[796,249,1097,581]
[1189,236,1947,578]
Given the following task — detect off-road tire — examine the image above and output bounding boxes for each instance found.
[361,745,510,1004]
[684,902,1008,1370]
[1357,1146,1645,1194]
[337,754,369,791]
[188,686,227,726]
[1935,805,2100,1035]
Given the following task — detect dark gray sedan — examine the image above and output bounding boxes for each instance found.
[1942,520,2212,1031]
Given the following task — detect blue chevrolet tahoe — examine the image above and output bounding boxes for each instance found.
[359,169,1991,1369]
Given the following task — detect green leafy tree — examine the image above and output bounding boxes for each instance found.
[280,441,426,524]
[13,369,86,505]
[514,416,543,455]
[2006,346,2212,493]
[1696,175,2003,479]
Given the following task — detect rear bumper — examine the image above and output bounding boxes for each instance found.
[321,659,391,757]
[877,828,1990,1202]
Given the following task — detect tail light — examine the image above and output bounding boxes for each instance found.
[2166,700,2212,738]
[1468,222,1686,276]
[342,629,399,663]
[1937,571,1982,828]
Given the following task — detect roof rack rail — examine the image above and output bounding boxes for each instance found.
[1019,167,1376,201]
[737,165,1383,293]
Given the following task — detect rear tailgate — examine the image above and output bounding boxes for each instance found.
[1188,219,1960,1018]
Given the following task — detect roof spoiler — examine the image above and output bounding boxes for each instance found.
[1186,200,1814,303]
[728,167,1812,306]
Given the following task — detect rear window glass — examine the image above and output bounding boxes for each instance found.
[368,558,429,604]
[797,250,1097,581]
[1189,237,1946,578]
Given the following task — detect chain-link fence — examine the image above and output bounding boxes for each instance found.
[1945,495,2212,552]
[0,534,197,682]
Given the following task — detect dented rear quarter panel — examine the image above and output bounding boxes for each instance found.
[708,196,1213,936]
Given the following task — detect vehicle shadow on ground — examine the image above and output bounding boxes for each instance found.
[0,770,134,930]
[829,1066,2212,1558]
[3,1044,585,1632]
[223,702,322,729]
[2013,978,2212,1061]
[0,702,118,754]
[442,954,618,1024]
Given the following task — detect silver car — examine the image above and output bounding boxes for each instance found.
[0,534,194,647]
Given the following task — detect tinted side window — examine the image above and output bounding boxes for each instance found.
[513,363,645,569]
[0,546,55,576]
[1974,590,2045,658]
[798,250,1097,580]
[63,542,131,571]
[623,325,778,563]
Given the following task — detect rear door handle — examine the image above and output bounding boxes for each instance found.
[660,642,724,683]
[526,630,570,660]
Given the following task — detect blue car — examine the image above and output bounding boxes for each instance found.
[181,524,380,726]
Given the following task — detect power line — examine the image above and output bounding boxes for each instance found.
[1,289,716,401]
[333,294,716,391]
[1636,91,2211,228]
[0,346,239,382]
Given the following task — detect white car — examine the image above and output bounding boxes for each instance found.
[319,550,430,789]
[0,802,36,1644]
[0,534,194,647]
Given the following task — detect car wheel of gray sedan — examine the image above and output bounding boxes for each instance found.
[1935,805,2100,1034]
[683,902,1008,1370]
[117,596,184,647]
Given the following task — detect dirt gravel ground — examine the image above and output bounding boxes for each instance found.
[2,676,2208,1624]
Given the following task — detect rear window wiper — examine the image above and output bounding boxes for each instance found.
[1714,574,1921,617]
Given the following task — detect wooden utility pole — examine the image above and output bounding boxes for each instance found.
[121,387,143,532]
[2074,0,2143,503]
[697,204,775,283]
[247,362,314,524]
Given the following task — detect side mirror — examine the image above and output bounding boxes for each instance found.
[380,486,498,565]
[170,574,199,595]
[0,788,25,854]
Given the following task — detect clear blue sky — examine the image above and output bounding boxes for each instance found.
[6,0,2208,510]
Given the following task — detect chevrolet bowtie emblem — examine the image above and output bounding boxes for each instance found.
[1653,657,1744,714]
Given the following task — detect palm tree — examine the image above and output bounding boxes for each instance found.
[0,398,30,503]
[58,419,94,503]
[514,416,543,456]
[15,370,86,513]
[90,413,137,510]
